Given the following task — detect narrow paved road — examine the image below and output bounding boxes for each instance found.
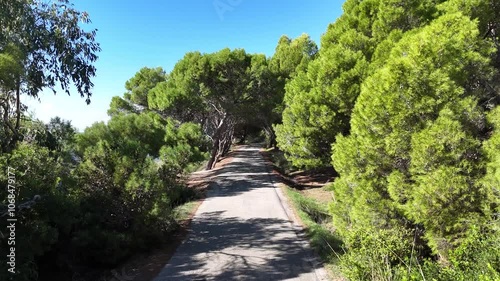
[153,145,327,281]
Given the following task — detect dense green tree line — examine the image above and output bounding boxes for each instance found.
[0,1,209,279]
[274,0,500,279]
[145,39,316,169]
[0,112,208,280]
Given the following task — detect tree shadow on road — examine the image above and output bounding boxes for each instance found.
[154,146,320,280]
[155,211,318,280]
[199,146,279,199]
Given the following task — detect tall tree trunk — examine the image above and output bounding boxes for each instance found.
[206,137,220,170]
[10,85,20,146]
[264,124,277,149]
[15,82,20,131]
[2,83,21,153]
[221,125,234,156]
[206,115,227,170]
[237,125,246,144]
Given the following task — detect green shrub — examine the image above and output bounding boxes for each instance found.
[339,227,418,281]
[0,143,79,281]
[430,226,499,281]
[285,187,344,261]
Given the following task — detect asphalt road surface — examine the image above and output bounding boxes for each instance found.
[153,145,328,281]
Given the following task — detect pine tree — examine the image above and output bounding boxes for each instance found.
[331,11,496,266]
[275,0,442,168]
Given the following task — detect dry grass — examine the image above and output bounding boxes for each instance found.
[302,187,334,205]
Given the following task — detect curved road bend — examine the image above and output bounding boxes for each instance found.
[153,145,328,281]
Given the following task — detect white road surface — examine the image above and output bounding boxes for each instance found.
[153,145,328,281]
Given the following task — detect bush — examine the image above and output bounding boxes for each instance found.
[419,226,500,281]
[0,143,79,281]
[0,111,211,280]
[338,227,417,281]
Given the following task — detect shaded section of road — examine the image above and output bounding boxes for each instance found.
[153,145,325,281]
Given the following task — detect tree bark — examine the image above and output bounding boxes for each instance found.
[221,125,234,156]
[5,84,22,152]
[237,125,246,144]
[206,115,227,170]
[1,84,21,153]
[264,125,277,149]
[206,137,219,170]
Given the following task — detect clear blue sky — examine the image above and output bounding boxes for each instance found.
[24,0,344,131]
